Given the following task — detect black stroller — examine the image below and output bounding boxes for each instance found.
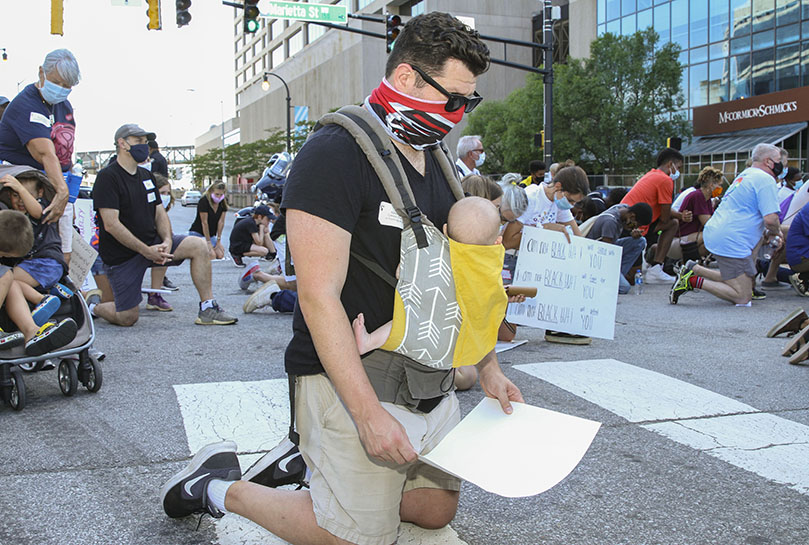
[0,277,102,411]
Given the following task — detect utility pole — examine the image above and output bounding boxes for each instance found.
[543,0,554,166]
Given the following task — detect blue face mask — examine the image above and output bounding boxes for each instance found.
[554,192,574,210]
[41,78,71,105]
[127,143,151,163]
[794,180,804,192]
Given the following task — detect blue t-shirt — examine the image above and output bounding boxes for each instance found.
[786,203,809,265]
[0,84,75,171]
[703,167,779,258]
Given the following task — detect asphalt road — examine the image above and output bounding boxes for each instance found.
[1,203,807,545]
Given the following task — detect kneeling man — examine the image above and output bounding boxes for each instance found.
[92,124,236,326]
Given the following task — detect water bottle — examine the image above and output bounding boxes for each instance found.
[635,270,643,295]
[761,236,781,260]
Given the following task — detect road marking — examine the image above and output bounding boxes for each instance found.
[515,359,809,495]
[173,379,468,545]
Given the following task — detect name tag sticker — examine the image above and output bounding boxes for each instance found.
[30,112,52,127]
[147,192,156,203]
[143,179,155,190]
[378,201,403,229]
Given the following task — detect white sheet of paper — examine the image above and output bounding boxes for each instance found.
[494,340,528,353]
[419,397,600,498]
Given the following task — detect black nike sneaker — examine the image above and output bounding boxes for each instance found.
[160,441,241,519]
[243,437,307,488]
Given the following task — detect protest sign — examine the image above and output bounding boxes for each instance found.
[69,230,97,288]
[506,226,621,339]
[73,198,95,242]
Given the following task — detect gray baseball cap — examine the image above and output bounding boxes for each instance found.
[0,96,9,106]
[114,123,156,142]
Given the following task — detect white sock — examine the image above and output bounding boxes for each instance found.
[206,478,235,513]
[88,303,97,316]
[200,299,216,311]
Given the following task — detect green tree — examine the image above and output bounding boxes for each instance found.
[555,28,690,174]
[464,28,690,175]
[463,75,542,175]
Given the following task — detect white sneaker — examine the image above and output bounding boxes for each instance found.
[645,264,675,284]
[243,281,281,313]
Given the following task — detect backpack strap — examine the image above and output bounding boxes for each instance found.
[315,105,430,248]
[431,141,466,201]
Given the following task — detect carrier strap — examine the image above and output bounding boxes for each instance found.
[350,251,397,288]
[288,374,299,445]
[316,105,431,248]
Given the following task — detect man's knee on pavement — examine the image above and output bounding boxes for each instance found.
[117,307,139,326]
[402,489,459,530]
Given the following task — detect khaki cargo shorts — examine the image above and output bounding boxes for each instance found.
[295,373,461,545]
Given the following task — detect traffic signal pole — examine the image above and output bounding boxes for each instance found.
[543,0,554,166]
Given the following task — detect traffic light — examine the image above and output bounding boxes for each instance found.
[146,0,161,31]
[176,0,191,28]
[386,14,401,53]
[244,0,260,34]
[51,0,63,36]
[667,137,682,150]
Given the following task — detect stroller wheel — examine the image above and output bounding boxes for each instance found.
[58,359,78,397]
[9,367,26,411]
[85,355,103,393]
[18,361,44,373]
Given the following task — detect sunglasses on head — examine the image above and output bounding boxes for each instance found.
[410,64,483,113]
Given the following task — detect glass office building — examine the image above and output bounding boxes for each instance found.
[597,0,809,175]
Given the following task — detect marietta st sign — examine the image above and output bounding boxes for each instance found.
[259,0,348,24]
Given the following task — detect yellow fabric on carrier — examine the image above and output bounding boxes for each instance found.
[449,238,507,368]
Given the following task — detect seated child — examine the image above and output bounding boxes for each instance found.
[0,207,77,355]
[1,171,71,324]
[352,196,505,390]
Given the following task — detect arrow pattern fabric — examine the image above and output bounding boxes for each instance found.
[392,225,461,369]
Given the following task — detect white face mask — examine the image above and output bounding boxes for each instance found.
[160,194,171,208]
[475,151,486,168]
[670,166,680,181]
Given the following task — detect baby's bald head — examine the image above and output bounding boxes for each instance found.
[446,196,501,246]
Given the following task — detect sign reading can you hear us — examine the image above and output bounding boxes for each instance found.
[506,226,621,340]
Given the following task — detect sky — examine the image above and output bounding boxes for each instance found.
[0,0,237,153]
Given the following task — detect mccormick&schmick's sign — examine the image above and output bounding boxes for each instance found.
[692,86,809,136]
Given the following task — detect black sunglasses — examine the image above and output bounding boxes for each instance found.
[410,64,483,113]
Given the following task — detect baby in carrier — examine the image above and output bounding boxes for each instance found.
[353,196,505,357]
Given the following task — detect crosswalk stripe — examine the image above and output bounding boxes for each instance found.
[515,359,809,495]
[173,379,468,544]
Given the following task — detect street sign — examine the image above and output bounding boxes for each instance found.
[259,0,348,25]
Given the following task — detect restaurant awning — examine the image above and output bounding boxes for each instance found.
[681,122,808,156]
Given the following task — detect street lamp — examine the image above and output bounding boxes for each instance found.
[262,72,292,153]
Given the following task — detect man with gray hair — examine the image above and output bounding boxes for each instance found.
[0,49,80,227]
[670,143,782,306]
[455,134,484,176]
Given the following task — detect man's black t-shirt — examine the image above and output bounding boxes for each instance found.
[189,196,225,238]
[229,216,258,249]
[93,161,159,266]
[281,124,457,376]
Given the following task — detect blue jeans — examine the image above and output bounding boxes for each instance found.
[188,231,217,247]
[615,236,646,294]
